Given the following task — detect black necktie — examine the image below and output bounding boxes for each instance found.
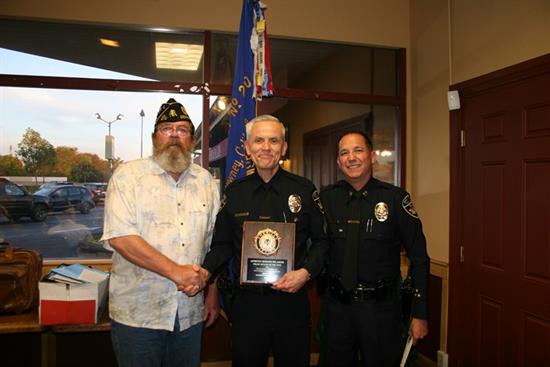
[341,191,361,291]
[258,183,282,221]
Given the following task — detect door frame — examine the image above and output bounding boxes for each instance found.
[448,52,550,366]
[303,112,372,190]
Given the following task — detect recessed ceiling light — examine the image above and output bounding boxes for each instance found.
[155,42,203,71]
[99,38,120,47]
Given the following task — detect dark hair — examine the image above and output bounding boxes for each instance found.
[338,131,373,151]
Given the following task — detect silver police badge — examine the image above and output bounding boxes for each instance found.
[254,228,282,256]
[288,194,302,213]
[374,202,389,222]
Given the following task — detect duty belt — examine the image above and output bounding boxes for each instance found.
[327,276,398,304]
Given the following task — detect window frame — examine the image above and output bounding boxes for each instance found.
[0,21,407,264]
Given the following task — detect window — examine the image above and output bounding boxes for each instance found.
[5,183,25,196]
[53,189,66,199]
[1,18,405,260]
[211,34,399,96]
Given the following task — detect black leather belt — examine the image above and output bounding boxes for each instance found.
[327,276,398,304]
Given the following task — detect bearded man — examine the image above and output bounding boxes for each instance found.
[101,98,220,367]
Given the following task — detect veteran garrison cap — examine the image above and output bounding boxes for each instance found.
[155,98,192,126]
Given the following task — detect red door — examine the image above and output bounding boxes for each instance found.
[450,55,550,366]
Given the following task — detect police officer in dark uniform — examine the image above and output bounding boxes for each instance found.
[201,115,328,367]
[321,131,429,367]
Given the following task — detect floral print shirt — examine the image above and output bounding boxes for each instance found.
[102,158,220,331]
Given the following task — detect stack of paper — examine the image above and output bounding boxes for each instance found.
[400,335,414,367]
[46,264,109,285]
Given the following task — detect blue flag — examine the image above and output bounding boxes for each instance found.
[225,0,256,186]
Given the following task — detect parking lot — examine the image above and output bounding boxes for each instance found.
[0,206,110,259]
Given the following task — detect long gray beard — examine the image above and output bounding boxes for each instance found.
[153,143,192,173]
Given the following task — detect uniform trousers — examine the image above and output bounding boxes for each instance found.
[231,287,311,367]
[324,294,403,367]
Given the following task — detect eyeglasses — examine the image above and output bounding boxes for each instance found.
[156,125,192,137]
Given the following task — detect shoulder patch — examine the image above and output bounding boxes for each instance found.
[401,194,419,219]
[312,190,324,214]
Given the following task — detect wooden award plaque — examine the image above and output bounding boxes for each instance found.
[240,221,296,285]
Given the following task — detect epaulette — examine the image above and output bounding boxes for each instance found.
[321,181,346,193]
[284,170,315,189]
[225,173,255,192]
[375,180,394,190]
[234,173,255,184]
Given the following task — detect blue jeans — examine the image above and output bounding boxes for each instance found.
[111,317,203,367]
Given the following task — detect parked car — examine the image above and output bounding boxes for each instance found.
[82,183,107,204]
[0,178,49,221]
[34,184,96,214]
[38,181,74,190]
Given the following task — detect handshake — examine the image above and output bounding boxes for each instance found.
[171,264,211,296]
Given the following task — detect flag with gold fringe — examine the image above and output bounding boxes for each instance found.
[224,0,273,187]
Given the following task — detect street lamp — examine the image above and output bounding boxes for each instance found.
[95,113,123,173]
[139,109,145,158]
[95,113,123,136]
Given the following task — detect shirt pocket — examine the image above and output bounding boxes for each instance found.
[185,200,210,244]
[328,220,346,239]
[291,212,310,232]
[139,185,176,226]
[232,212,250,229]
[365,220,396,241]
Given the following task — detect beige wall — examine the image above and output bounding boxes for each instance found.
[1,0,410,47]
[450,0,550,84]
[3,0,550,266]
[409,0,550,264]
[410,0,450,262]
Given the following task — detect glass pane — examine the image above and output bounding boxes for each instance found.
[373,48,397,96]
[198,96,400,188]
[0,86,202,259]
[371,105,400,185]
[0,19,204,82]
[210,34,237,85]
[211,33,399,96]
[270,99,399,185]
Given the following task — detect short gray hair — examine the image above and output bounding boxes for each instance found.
[245,115,286,140]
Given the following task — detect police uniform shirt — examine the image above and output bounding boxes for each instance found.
[320,177,430,319]
[203,168,328,281]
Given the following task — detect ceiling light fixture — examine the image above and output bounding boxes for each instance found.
[99,38,120,47]
[216,99,227,110]
[155,42,203,70]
